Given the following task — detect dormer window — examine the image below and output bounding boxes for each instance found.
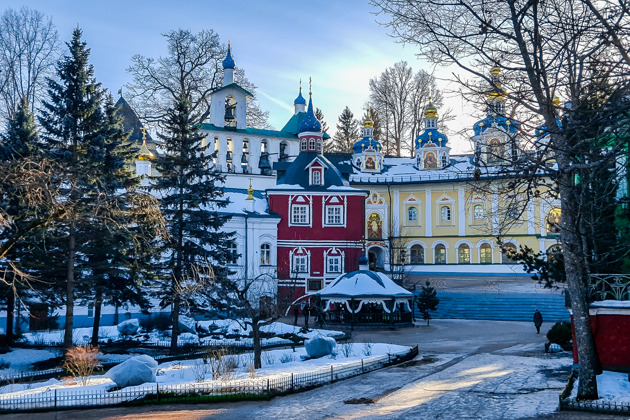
[312,170,321,185]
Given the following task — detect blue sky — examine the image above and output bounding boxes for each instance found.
[2,0,476,153]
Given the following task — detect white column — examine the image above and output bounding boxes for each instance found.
[425,188,432,237]
[393,190,400,236]
[491,187,499,235]
[540,203,547,237]
[458,187,465,236]
[218,136,227,172]
[527,199,536,235]
[250,137,261,175]
[233,137,243,173]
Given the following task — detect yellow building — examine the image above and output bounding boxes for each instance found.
[348,70,562,277]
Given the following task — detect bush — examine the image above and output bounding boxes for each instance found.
[547,321,572,347]
[62,345,102,386]
[139,313,171,332]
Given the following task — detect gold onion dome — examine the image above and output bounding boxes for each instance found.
[552,96,562,106]
[424,98,438,118]
[364,118,374,128]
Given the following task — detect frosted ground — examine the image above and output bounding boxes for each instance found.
[1,319,629,419]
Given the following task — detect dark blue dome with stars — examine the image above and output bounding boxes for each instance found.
[298,96,321,133]
[222,44,235,70]
[353,136,382,153]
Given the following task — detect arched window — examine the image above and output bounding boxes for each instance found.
[480,243,493,264]
[260,243,271,266]
[435,244,447,264]
[458,244,470,264]
[309,138,316,150]
[407,206,418,222]
[301,139,307,151]
[317,138,322,152]
[441,154,448,168]
[410,245,424,264]
[440,206,451,222]
[473,204,485,220]
[501,243,517,264]
[546,208,561,234]
[227,242,238,265]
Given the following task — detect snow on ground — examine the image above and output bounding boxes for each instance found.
[0,343,410,400]
[570,370,630,404]
[17,320,344,347]
[0,348,61,378]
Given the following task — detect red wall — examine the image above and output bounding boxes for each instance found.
[572,312,630,370]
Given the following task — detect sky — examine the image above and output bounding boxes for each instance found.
[1,0,479,154]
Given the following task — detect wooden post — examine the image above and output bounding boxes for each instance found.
[291,372,294,391]
[54,389,57,409]
[362,359,364,373]
[331,365,334,383]
[156,382,159,403]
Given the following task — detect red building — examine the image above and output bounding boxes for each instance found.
[267,92,367,300]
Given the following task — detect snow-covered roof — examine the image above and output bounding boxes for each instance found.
[316,270,412,299]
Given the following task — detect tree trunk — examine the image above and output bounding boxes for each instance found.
[5,290,15,343]
[252,322,262,369]
[90,287,103,347]
[558,170,600,400]
[64,221,76,349]
[170,291,180,354]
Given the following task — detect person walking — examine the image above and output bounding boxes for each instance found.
[533,309,543,334]
[303,302,310,327]
[293,305,300,326]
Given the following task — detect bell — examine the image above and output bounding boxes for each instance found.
[241,153,248,164]
[224,105,235,121]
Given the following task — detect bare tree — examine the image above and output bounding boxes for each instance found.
[126,29,269,129]
[0,7,58,119]
[369,62,445,156]
[372,0,630,399]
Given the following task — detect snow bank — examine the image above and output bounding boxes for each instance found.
[105,355,158,388]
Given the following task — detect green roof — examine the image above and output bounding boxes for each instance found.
[212,83,254,97]
[281,112,330,139]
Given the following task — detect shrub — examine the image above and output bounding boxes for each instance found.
[262,351,275,365]
[62,345,101,386]
[547,321,572,347]
[139,313,171,332]
[363,342,373,356]
[192,360,209,382]
[340,341,354,358]
[279,353,295,364]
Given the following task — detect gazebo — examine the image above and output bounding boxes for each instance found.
[314,253,414,327]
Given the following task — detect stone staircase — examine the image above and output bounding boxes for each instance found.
[415,291,570,322]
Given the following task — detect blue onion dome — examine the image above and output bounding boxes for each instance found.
[473,114,520,136]
[298,94,321,133]
[353,118,382,153]
[358,251,369,266]
[415,128,448,149]
[222,43,235,69]
[294,87,306,105]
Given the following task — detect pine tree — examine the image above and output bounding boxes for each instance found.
[315,108,332,152]
[416,281,439,326]
[0,96,40,341]
[332,106,360,153]
[151,96,232,353]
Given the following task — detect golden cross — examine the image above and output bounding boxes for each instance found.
[140,126,147,141]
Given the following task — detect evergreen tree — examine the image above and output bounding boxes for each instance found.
[332,106,360,153]
[0,96,40,341]
[81,95,161,346]
[315,108,331,151]
[151,96,232,353]
[416,281,439,326]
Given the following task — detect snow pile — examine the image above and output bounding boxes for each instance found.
[117,319,140,336]
[178,316,196,334]
[570,370,630,405]
[305,336,337,358]
[548,343,563,353]
[105,355,158,388]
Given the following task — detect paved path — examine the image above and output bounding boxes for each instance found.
[3,320,615,420]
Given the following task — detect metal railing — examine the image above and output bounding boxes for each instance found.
[0,345,418,413]
[589,274,630,301]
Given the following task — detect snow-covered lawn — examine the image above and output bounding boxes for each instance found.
[569,370,630,405]
[17,319,345,347]
[0,342,411,410]
[0,348,61,378]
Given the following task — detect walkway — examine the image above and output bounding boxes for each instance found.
[2,319,609,420]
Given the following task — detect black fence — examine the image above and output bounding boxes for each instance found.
[0,345,418,413]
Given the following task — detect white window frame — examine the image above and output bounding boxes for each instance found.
[260,243,271,266]
[326,255,342,273]
[440,205,451,222]
[292,255,308,273]
[325,205,344,225]
[291,204,309,225]
[227,242,239,265]
[407,206,418,222]
[312,170,321,185]
[473,204,485,220]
